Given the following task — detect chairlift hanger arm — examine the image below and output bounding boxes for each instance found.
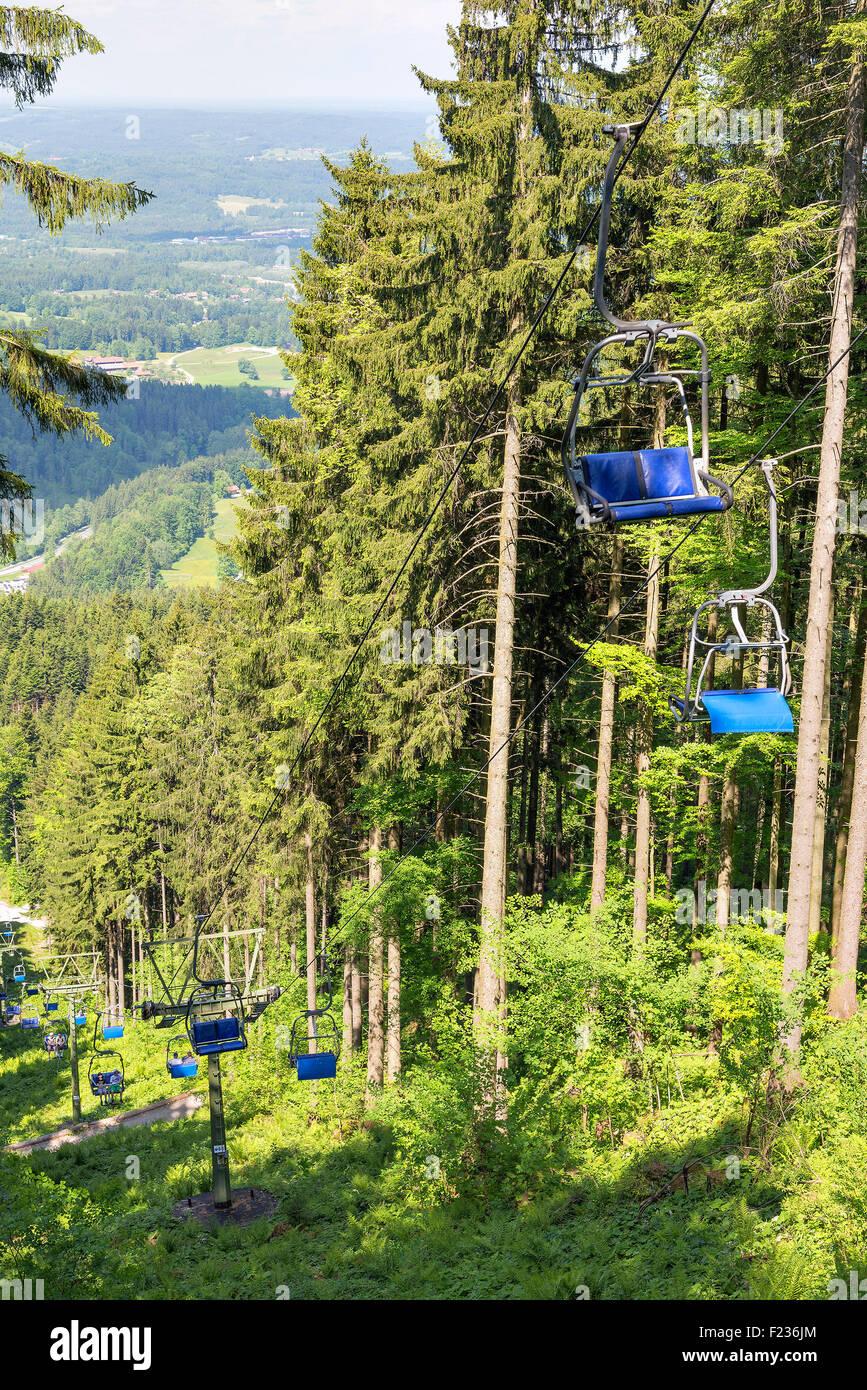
[594,124,692,336]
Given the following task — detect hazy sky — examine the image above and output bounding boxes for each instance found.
[35,0,462,107]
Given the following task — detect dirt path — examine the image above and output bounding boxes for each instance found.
[4,1092,203,1154]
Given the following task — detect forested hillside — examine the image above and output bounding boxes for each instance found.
[0,381,290,506]
[1,0,866,1314]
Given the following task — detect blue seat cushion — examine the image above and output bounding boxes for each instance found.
[192,1017,244,1055]
[579,448,726,522]
[169,1060,198,1078]
[296,1052,337,1081]
[192,1019,218,1047]
[701,688,794,735]
[103,1024,123,1039]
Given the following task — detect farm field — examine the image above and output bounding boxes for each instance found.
[157,343,295,388]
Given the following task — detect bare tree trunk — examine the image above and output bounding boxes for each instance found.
[386,826,401,1082]
[366,825,384,1100]
[783,37,866,1051]
[830,632,867,1019]
[305,827,317,1023]
[809,591,834,936]
[591,535,623,910]
[477,392,521,1079]
[633,546,660,945]
[351,958,363,1050]
[716,772,739,931]
[116,922,125,1020]
[831,591,867,942]
[532,700,550,895]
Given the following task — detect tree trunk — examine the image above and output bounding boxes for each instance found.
[116,922,125,1020]
[386,825,401,1082]
[783,37,866,1051]
[830,632,867,1019]
[305,827,317,1022]
[366,824,384,1099]
[809,590,834,936]
[532,699,550,895]
[831,591,867,942]
[633,546,660,945]
[476,390,521,1074]
[591,535,623,911]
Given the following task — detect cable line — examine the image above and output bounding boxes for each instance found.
[334,325,867,936]
[192,1,718,938]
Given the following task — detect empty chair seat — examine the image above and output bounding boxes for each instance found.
[191,1016,244,1055]
[296,1052,337,1081]
[577,447,730,524]
[701,688,794,735]
[102,1023,124,1039]
[21,1015,39,1030]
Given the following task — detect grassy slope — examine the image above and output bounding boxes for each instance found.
[2,921,863,1302]
[161,496,243,590]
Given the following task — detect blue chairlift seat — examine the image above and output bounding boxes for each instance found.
[74,1013,87,1027]
[701,688,794,735]
[168,1055,198,1079]
[89,1070,123,1098]
[102,1024,124,1040]
[45,1000,58,1013]
[8,1002,20,1015]
[578,448,728,524]
[296,1052,337,1081]
[13,970,25,983]
[25,985,39,996]
[190,1017,245,1056]
[21,1014,40,1030]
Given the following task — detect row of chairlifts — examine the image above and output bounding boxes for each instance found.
[561,124,795,737]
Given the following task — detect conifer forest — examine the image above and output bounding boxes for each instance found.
[1,0,866,1340]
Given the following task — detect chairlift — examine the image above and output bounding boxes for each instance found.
[288,953,340,1081]
[98,1006,124,1040]
[43,1027,68,1059]
[166,1033,199,1080]
[562,124,734,528]
[185,982,246,1057]
[669,459,794,735]
[88,1051,125,1106]
[21,1001,40,1030]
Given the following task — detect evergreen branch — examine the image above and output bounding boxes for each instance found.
[0,330,128,440]
[0,5,103,58]
[0,153,153,233]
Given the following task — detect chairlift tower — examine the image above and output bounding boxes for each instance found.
[140,924,281,1226]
